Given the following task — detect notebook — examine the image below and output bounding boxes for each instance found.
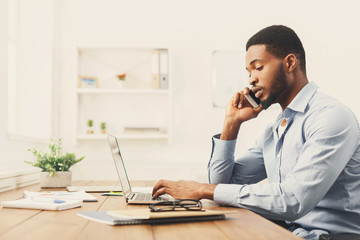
[1,198,82,211]
[77,209,228,225]
[107,134,173,204]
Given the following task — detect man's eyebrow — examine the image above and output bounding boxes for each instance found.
[246,59,262,70]
[249,59,262,65]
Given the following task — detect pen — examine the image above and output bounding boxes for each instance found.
[30,198,66,204]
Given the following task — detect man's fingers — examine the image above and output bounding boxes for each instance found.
[152,179,171,195]
[152,180,164,195]
[152,187,169,198]
[254,104,263,113]
[232,92,240,107]
[243,87,250,95]
[238,91,245,108]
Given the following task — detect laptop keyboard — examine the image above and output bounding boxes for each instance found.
[132,192,170,201]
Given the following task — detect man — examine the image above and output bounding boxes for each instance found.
[152,25,360,239]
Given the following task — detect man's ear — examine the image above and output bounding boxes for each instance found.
[284,54,297,73]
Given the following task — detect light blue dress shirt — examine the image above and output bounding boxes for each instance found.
[208,82,360,238]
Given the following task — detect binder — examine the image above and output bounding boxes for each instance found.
[159,49,169,89]
[150,49,160,89]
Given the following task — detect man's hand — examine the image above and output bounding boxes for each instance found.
[152,180,217,200]
[221,88,263,140]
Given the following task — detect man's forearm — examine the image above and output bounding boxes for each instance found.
[220,119,242,140]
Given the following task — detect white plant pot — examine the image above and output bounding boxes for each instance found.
[40,171,72,188]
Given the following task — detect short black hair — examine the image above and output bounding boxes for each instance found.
[246,25,306,73]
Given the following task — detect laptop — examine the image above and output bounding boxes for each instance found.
[107,134,173,204]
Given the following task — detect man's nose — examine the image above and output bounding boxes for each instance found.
[249,75,258,86]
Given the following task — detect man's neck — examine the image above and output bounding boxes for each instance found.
[279,74,308,111]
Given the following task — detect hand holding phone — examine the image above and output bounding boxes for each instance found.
[244,88,261,109]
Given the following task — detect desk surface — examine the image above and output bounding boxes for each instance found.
[0,181,302,240]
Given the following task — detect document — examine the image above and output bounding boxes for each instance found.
[24,190,98,202]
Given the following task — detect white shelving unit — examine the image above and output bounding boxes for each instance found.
[75,47,171,141]
[77,88,169,95]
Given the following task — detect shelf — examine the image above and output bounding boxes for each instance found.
[77,133,170,140]
[77,88,169,95]
[76,47,171,142]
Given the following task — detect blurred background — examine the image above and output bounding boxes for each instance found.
[1,0,359,182]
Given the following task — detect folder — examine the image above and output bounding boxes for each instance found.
[150,49,160,89]
[159,49,169,89]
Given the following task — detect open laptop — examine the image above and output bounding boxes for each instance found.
[107,134,173,204]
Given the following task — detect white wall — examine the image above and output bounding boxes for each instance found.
[3,0,360,181]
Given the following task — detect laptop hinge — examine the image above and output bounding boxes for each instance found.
[128,193,135,200]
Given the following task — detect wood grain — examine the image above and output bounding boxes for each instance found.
[0,181,303,240]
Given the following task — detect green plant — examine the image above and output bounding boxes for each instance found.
[100,122,106,130]
[88,119,93,127]
[25,139,85,176]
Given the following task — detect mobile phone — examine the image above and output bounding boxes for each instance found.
[244,89,261,109]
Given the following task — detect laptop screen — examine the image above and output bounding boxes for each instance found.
[107,134,132,197]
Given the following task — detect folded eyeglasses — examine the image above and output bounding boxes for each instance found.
[148,199,203,212]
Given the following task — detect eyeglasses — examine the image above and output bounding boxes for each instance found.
[148,199,203,212]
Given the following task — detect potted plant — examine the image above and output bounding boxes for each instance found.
[87,119,94,134]
[116,73,126,88]
[25,139,85,188]
[100,122,107,134]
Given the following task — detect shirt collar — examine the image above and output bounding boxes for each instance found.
[285,81,319,114]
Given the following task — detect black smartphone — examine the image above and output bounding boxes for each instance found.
[244,89,261,108]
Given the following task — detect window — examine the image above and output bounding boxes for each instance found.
[7,0,55,142]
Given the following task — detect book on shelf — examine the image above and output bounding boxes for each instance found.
[159,49,169,89]
[77,208,231,226]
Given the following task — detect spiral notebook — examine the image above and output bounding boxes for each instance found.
[77,209,229,225]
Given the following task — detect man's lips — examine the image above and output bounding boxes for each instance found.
[251,86,263,99]
[255,90,263,99]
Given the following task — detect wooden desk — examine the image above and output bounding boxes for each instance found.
[0,181,302,240]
